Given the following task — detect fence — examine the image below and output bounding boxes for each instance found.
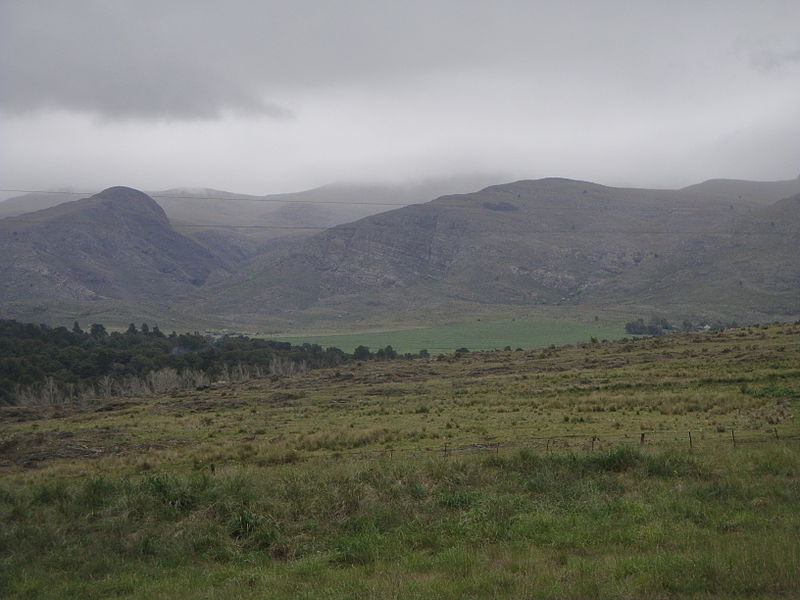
[289,429,800,463]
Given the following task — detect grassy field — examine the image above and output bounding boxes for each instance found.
[1,323,798,598]
[270,315,626,354]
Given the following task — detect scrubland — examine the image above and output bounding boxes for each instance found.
[1,323,798,598]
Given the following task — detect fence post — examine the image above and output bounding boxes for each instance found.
[774,428,779,440]
[731,430,736,447]
[591,435,596,452]
[640,433,646,447]
[688,431,693,451]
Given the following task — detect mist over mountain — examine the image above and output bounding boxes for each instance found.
[0,175,500,224]
[0,191,85,219]
[0,175,501,264]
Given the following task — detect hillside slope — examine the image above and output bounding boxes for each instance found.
[0,187,226,305]
[0,190,84,218]
[595,193,800,316]
[195,177,800,325]
[2,177,798,329]
[0,178,499,271]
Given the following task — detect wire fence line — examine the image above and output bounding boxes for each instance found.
[284,429,799,463]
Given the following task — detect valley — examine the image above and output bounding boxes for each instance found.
[271,314,628,354]
[1,176,798,334]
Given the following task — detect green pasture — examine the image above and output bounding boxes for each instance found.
[271,316,625,354]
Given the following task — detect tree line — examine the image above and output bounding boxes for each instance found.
[0,320,424,406]
[624,316,741,336]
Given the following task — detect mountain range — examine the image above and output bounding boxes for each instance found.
[0,176,499,269]
[1,176,798,330]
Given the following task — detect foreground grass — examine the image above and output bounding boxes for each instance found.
[1,323,798,598]
[3,323,796,472]
[1,444,799,599]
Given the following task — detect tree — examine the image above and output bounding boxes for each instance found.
[72,321,83,335]
[90,323,108,338]
[353,345,371,360]
[126,323,138,335]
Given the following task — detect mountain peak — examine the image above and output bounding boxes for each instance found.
[88,186,169,223]
[0,185,224,306]
[93,186,154,202]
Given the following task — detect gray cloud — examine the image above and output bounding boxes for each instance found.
[749,47,800,72]
[0,0,798,191]
[3,0,795,121]
[0,1,298,119]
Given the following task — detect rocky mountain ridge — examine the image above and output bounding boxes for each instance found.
[1,176,798,329]
[192,177,800,325]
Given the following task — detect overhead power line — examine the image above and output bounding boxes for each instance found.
[0,187,789,211]
[0,216,793,235]
[1,187,793,234]
[0,188,410,206]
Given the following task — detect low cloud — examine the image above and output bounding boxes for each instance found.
[749,47,800,72]
[0,1,299,120]
[1,1,798,190]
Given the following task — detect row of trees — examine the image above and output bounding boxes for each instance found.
[0,320,417,406]
[624,317,674,336]
[624,316,741,336]
[353,345,430,360]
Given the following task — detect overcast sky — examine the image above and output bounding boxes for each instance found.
[1,0,798,195]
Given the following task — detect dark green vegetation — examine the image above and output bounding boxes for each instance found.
[622,316,741,336]
[1,324,798,598]
[0,319,357,405]
[2,177,799,332]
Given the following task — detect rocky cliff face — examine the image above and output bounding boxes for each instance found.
[596,193,800,316]
[200,177,799,317]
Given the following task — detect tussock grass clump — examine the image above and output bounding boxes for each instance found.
[487,445,699,479]
[2,445,799,598]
